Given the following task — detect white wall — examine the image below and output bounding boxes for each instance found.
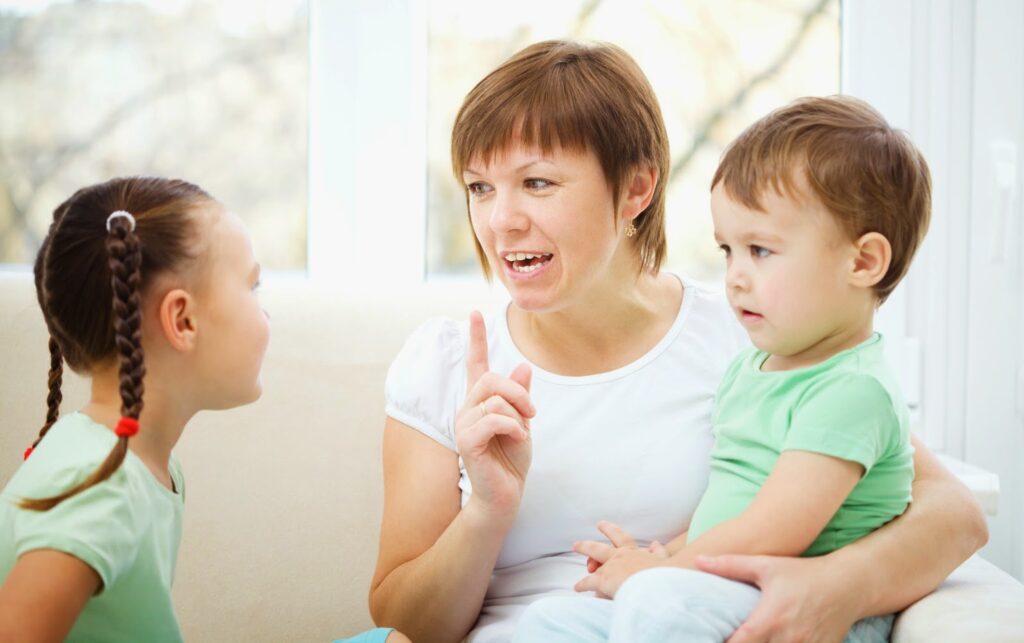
[844,0,1024,579]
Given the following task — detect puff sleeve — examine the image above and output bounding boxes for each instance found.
[384,317,467,452]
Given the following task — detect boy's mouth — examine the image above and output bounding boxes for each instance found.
[503,252,554,274]
[740,308,764,322]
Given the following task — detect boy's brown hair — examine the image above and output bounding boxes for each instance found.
[452,40,670,277]
[712,95,931,303]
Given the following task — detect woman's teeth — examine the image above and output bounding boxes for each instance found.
[504,252,553,273]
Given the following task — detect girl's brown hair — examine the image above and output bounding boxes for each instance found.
[452,40,671,277]
[22,176,210,511]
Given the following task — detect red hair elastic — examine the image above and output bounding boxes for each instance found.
[23,446,33,460]
[115,417,140,438]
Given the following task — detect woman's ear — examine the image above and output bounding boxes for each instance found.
[622,165,658,222]
[849,232,892,289]
[157,288,197,352]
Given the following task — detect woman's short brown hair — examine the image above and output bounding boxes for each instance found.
[712,95,931,303]
[452,40,670,277]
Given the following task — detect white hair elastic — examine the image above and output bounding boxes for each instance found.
[106,210,137,233]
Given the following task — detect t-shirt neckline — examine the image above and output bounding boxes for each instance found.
[496,273,694,386]
[748,332,883,376]
[67,411,182,501]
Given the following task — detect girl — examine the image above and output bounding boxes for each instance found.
[0,177,404,643]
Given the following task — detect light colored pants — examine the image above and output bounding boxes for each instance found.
[511,568,893,643]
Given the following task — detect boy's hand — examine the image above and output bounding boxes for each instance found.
[573,542,668,598]
[580,520,670,573]
[572,521,671,598]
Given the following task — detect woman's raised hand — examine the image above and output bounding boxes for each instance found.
[455,311,534,522]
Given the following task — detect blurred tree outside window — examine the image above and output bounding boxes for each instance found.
[0,0,308,270]
[426,0,840,283]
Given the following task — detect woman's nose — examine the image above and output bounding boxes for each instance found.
[489,191,530,234]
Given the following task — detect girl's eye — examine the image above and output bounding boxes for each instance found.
[751,245,771,258]
[524,178,552,190]
[466,182,493,196]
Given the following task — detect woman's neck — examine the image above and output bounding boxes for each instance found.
[81,362,191,491]
[509,270,682,376]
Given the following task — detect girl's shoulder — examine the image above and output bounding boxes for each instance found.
[5,414,122,498]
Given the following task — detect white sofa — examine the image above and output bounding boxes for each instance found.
[1,274,1022,642]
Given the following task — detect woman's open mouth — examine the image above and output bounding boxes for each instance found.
[503,252,554,274]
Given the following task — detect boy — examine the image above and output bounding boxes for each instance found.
[513,95,930,642]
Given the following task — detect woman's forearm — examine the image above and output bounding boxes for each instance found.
[370,500,514,643]
[826,438,988,618]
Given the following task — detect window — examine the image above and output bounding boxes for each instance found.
[0,0,308,270]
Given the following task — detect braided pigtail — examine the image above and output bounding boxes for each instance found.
[20,213,144,511]
[22,338,63,461]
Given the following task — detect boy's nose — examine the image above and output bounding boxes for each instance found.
[726,262,750,292]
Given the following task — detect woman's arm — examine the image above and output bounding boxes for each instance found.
[0,549,100,642]
[696,434,988,642]
[369,420,516,643]
[827,434,988,615]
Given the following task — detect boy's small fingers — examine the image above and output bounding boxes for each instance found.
[574,574,598,593]
[574,540,613,563]
[597,521,636,548]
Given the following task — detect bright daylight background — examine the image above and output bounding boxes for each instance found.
[1,0,1022,582]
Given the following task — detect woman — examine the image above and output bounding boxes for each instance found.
[369,40,986,643]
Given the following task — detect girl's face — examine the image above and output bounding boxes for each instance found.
[189,205,270,409]
[463,144,638,312]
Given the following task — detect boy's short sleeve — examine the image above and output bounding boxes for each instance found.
[384,317,467,452]
[782,373,900,472]
[11,466,148,591]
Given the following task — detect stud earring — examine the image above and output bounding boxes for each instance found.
[625,222,637,238]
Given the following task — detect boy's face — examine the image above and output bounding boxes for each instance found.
[711,177,868,365]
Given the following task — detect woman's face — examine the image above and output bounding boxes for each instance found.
[463,144,636,312]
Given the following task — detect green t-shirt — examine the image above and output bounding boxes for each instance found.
[0,412,185,642]
[688,334,914,557]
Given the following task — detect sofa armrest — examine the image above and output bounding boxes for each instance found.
[893,555,1024,642]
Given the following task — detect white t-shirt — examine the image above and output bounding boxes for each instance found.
[385,277,747,642]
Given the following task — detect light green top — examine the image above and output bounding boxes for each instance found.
[0,412,185,642]
[688,334,914,556]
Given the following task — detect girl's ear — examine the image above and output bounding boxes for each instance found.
[622,165,658,222]
[157,288,197,352]
[849,232,892,290]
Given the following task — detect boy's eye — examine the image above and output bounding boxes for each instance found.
[751,245,771,258]
[718,244,731,258]
[524,178,552,190]
[466,182,492,196]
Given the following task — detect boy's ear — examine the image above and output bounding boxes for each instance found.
[157,289,198,352]
[849,232,892,289]
[622,165,658,222]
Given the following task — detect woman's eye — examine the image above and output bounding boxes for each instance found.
[252,280,262,292]
[751,245,771,258]
[524,178,552,190]
[466,182,492,196]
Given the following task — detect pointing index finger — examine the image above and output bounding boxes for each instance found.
[466,311,489,388]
